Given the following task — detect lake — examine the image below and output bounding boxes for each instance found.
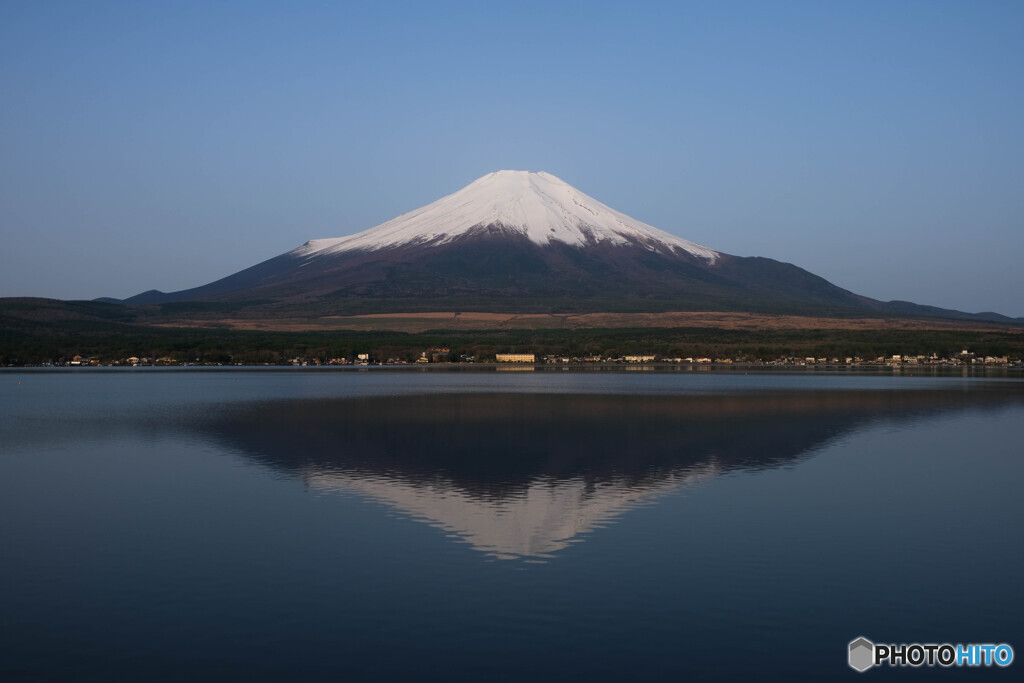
[2,367,1022,681]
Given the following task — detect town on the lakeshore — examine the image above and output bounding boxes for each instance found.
[29,348,1021,368]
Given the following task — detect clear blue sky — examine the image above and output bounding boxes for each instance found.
[2,1,1022,316]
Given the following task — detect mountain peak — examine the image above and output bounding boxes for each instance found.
[293,171,719,261]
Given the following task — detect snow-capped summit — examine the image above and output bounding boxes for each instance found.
[292,170,719,262]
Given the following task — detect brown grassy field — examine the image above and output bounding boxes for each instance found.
[162,311,1023,334]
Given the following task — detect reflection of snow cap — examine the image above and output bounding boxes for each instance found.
[303,466,718,560]
[293,170,719,261]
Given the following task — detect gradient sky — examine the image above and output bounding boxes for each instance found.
[2,1,1022,316]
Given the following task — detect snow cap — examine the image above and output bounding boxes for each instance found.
[294,170,718,261]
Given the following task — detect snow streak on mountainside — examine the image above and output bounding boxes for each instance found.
[292,170,719,262]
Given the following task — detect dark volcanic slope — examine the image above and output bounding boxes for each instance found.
[123,232,858,312]
[121,231,1014,322]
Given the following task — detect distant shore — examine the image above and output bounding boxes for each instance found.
[4,299,1022,368]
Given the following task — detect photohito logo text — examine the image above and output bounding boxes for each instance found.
[848,637,1014,672]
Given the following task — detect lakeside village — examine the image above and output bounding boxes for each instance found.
[33,348,1021,368]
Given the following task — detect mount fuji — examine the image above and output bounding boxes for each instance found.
[115,171,1012,321]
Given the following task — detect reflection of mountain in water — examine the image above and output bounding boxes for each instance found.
[205,389,1023,559]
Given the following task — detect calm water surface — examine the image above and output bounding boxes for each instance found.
[2,368,1022,681]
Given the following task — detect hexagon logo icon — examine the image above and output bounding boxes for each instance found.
[849,637,874,672]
